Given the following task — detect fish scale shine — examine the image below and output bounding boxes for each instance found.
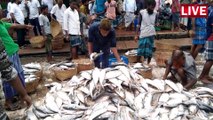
[26,65,213,120]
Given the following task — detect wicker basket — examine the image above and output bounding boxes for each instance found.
[138,68,153,79]
[52,31,64,50]
[126,55,138,63]
[29,36,45,48]
[155,51,172,67]
[73,59,94,73]
[25,78,40,93]
[51,20,62,38]
[34,70,42,81]
[54,67,77,81]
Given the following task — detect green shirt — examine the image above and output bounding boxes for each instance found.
[0,21,19,56]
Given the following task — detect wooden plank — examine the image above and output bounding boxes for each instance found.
[19,43,70,55]
[155,38,192,47]
[116,30,135,38]
[157,31,188,35]
[124,41,138,49]
[117,41,127,50]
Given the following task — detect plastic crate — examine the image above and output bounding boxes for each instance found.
[109,54,129,66]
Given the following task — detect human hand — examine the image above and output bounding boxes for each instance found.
[90,15,97,21]
[117,59,123,63]
[65,34,70,41]
[189,30,195,38]
[134,35,139,42]
[43,36,47,41]
[26,25,33,30]
[22,95,32,108]
[90,52,97,61]
[90,52,103,61]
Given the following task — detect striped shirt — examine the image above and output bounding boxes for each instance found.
[0,38,18,120]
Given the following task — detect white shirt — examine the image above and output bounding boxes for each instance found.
[123,0,137,12]
[7,2,13,18]
[63,7,81,35]
[139,9,157,38]
[19,0,28,18]
[39,14,51,35]
[10,3,25,24]
[27,0,40,19]
[50,4,66,24]
[41,0,55,13]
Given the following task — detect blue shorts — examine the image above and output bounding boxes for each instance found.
[69,35,82,47]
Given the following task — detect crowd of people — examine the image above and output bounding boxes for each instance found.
[0,0,188,62]
[0,0,213,119]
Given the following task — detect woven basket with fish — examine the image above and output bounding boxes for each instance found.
[139,68,152,79]
[125,50,138,63]
[29,36,45,48]
[133,63,153,79]
[53,62,77,81]
[73,59,94,73]
[52,31,64,50]
[155,51,172,67]
[51,20,64,50]
[25,78,40,93]
[34,70,42,80]
[23,63,42,93]
[51,20,62,38]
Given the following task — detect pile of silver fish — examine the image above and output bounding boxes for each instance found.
[50,62,76,71]
[125,49,137,56]
[132,63,152,72]
[26,65,213,120]
[23,63,42,83]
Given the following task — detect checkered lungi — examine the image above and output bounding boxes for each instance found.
[193,27,207,45]
[205,41,213,60]
[137,36,154,59]
[70,35,82,47]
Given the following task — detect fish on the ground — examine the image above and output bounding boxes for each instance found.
[26,64,213,120]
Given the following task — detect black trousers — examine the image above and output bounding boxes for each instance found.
[30,18,42,36]
[15,23,26,47]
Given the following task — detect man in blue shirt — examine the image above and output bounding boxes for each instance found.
[95,0,106,16]
[88,18,121,68]
[199,1,213,84]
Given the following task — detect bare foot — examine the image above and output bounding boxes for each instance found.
[206,76,213,81]
[199,76,213,84]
